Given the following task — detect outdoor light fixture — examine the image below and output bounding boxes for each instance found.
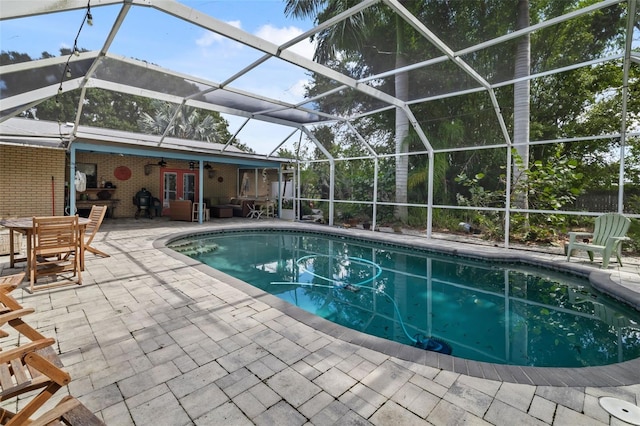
[57,0,93,111]
[204,163,216,178]
[189,161,195,170]
[158,158,167,168]
[86,4,93,26]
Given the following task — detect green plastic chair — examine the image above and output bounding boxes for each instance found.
[566,213,631,268]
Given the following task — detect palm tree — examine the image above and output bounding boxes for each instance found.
[513,0,530,215]
[138,100,228,143]
[284,0,412,222]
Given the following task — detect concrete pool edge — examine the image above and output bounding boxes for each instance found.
[154,221,640,388]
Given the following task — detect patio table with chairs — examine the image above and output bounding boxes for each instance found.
[0,215,91,293]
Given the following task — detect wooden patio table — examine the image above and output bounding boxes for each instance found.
[0,217,90,274]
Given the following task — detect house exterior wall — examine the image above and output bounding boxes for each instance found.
[75,152,158,218]
[74,154,256,217]
[0,145,66,219]
[0,145,280,220]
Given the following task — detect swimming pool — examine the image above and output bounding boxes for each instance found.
[169,229,640,368]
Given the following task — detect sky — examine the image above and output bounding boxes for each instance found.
[1,0,318,155]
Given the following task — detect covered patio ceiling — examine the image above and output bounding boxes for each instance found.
[2,0,638,158]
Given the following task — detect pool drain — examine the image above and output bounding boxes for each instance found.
[599,397,640,425]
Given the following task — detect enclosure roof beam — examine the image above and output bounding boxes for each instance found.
[268,128,301,159]
[213,0,378,91]
[455,0,625,57]
[367,0,623,86]
[345,122,379,158]
[71,1,134,146]
[83,77,313,129]
[151,0,407,111]
[384,0,511,146]
[223,118,252,152]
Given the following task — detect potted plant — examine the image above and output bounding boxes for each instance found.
[361,216,371,230]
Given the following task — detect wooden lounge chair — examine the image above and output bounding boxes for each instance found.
[0,276,30,339]
[0,274,26,315]
[0,341,102,426]
[30,216,82,293]
[58,205,108,270]
[83,205,109,266]
[0,341,67,425]
[0,272,25,297]
[0,307,63,425]
[28,395,105,426]
[0,302,103,425]
[566,213,631,268]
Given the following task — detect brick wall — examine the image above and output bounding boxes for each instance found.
[74,154,250,217]
[1,145,278,220]
[0,145,66,219]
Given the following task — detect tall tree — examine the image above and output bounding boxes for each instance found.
[513,0,531,214]
[284,0,412,222]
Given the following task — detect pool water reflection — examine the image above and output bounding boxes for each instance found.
[169,230,640,368]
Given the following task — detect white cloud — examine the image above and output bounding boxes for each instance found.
[287,79,309,99]
[196,20,242,47]
[255,24,315,60]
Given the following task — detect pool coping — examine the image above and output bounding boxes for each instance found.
[154,221,640,387]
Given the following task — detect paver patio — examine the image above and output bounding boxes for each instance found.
[1,217,639,425]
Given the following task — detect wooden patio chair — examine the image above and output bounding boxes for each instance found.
[0,308,64,425]
[0,272,25,297]
[83,205,109,264]
[0,274,29,340]
[28,395,105,425]
[0,274,27,318]
[0,305,55,352]
[0,305,103,425]
[0,341,68,425]
[566,213,631,268]
[30,216,81,293]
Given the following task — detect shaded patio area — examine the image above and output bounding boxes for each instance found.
[1,218,639,425]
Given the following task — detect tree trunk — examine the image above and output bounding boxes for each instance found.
[513,0,531,214]
[395,16,409,222]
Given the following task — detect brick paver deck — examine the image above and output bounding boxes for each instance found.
[1,218,639,425]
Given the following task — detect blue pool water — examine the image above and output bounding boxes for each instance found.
[169,230,640,368]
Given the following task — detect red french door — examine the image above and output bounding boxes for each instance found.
[161,169,198,215]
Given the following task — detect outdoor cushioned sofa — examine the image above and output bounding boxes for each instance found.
[227,198,255,217]
[212,197,255,217]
